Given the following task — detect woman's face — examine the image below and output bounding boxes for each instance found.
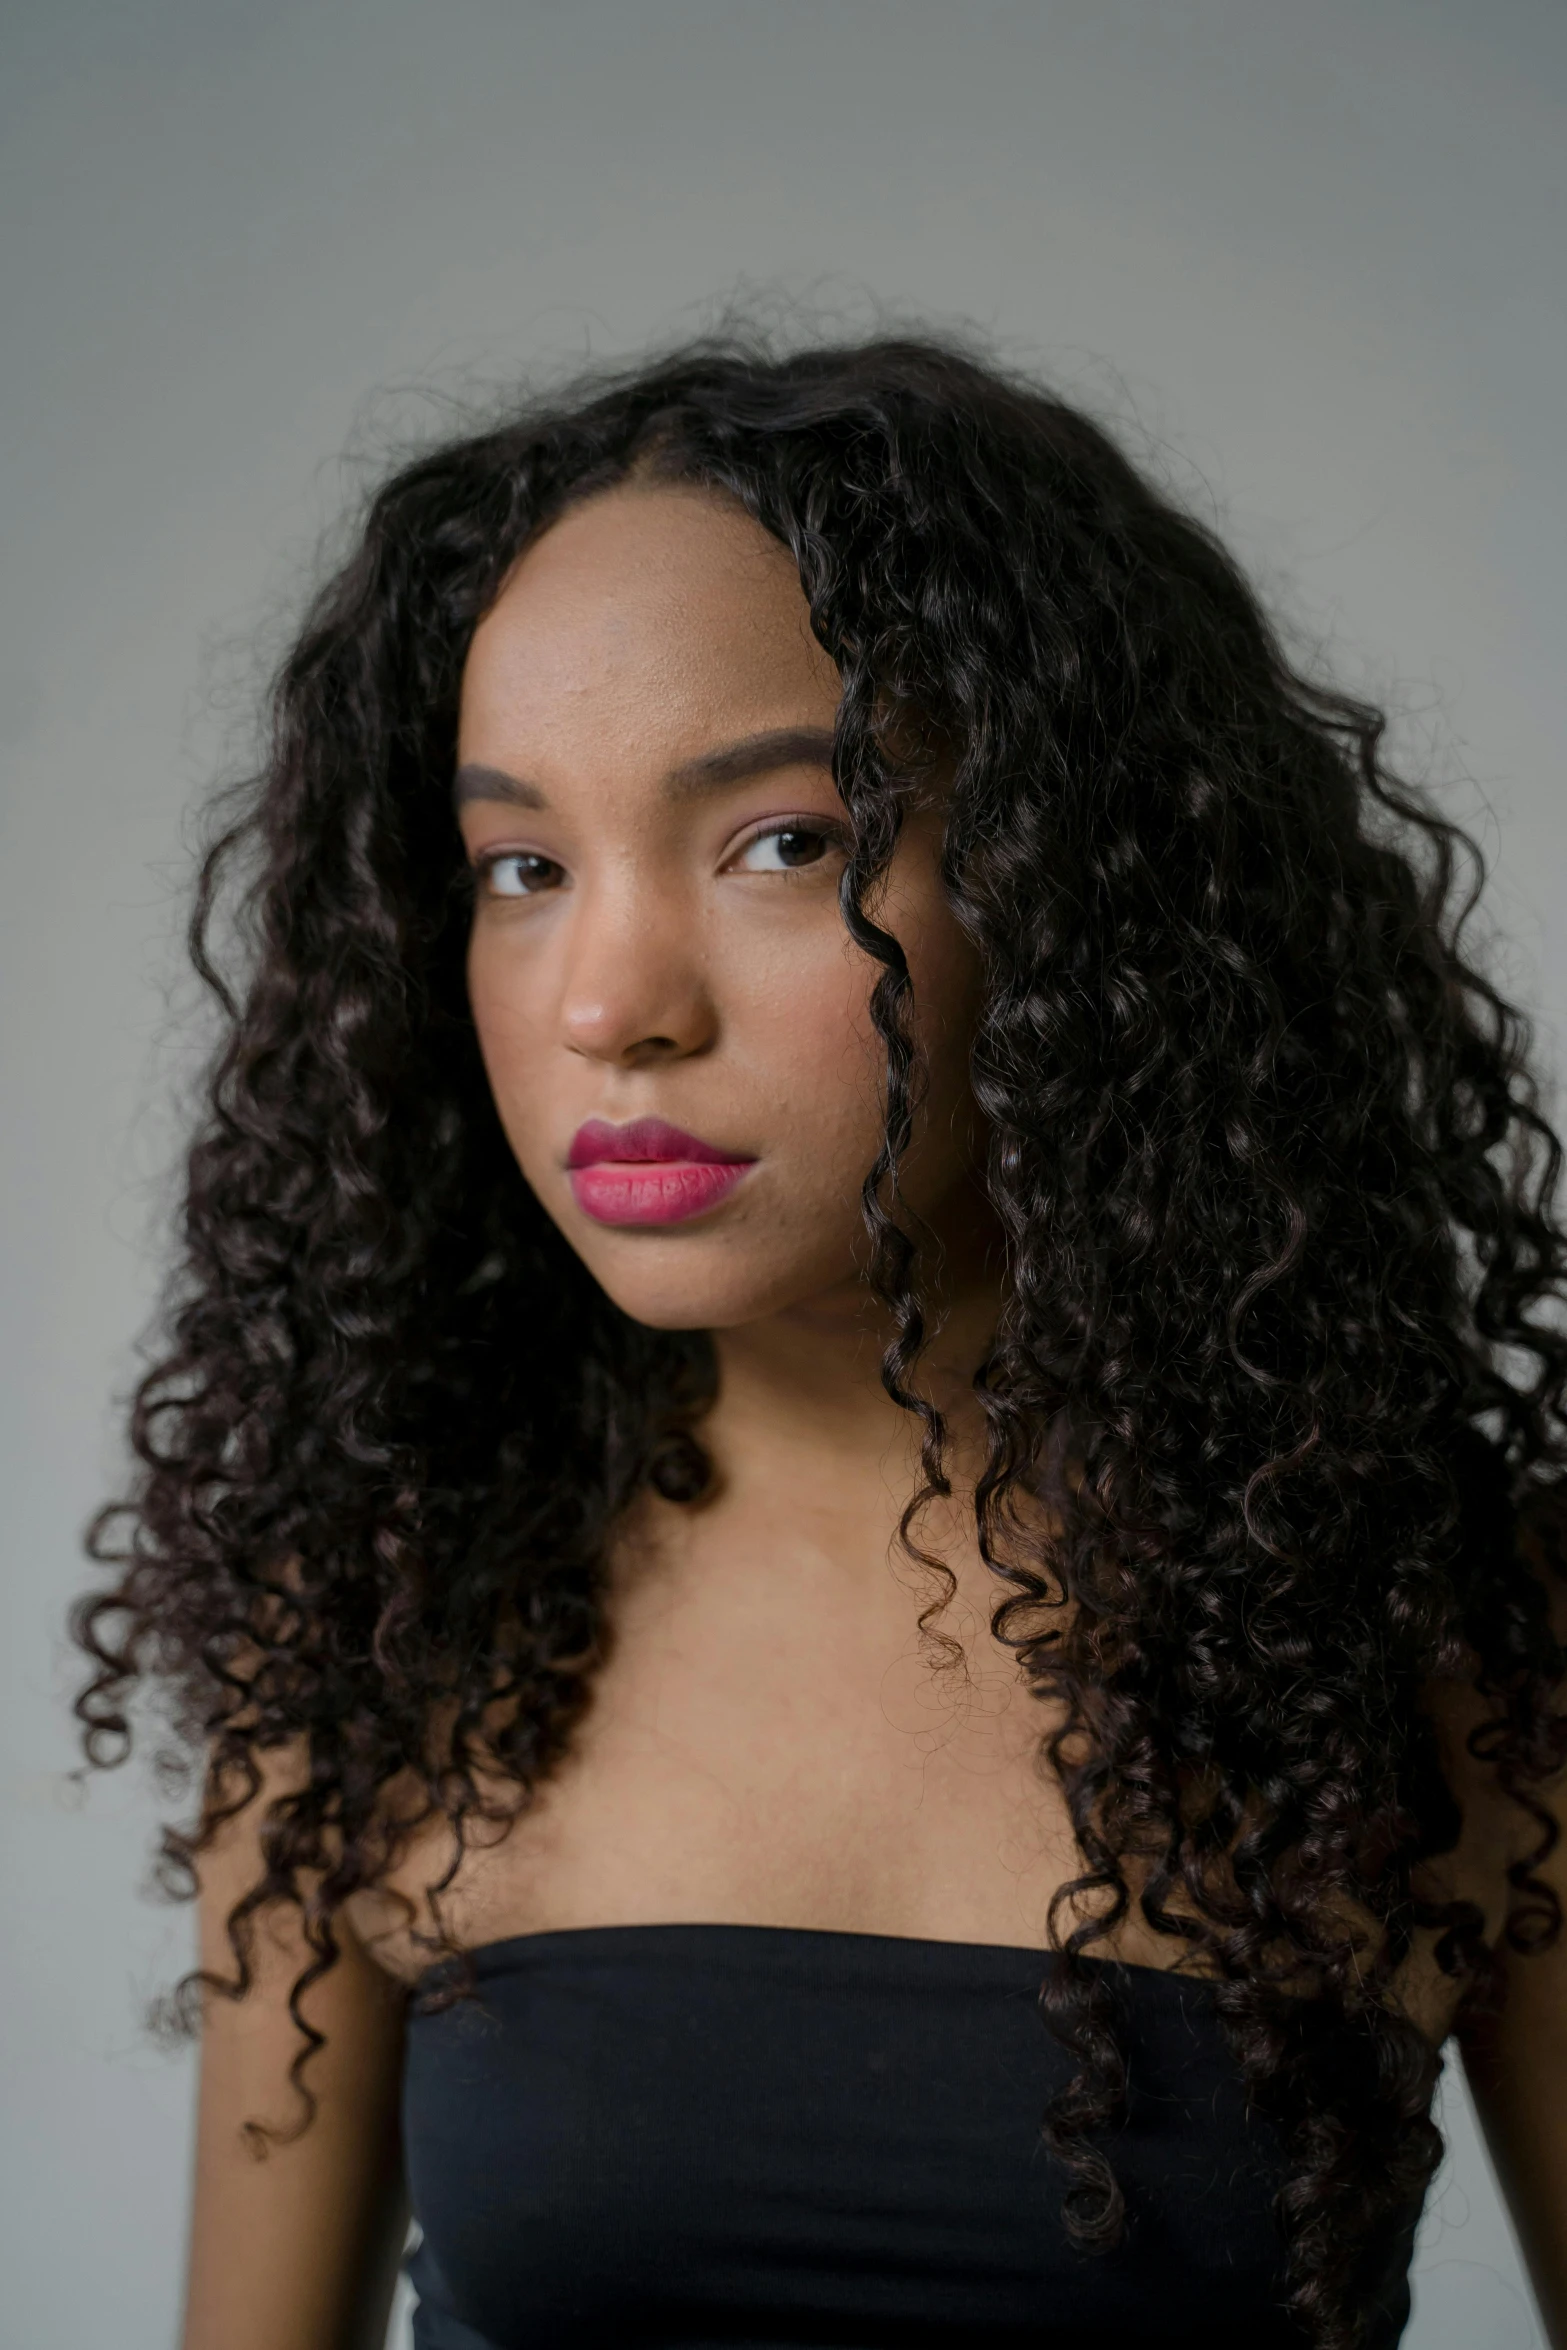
[456,482,985,1334]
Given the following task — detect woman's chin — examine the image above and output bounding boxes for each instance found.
[582,1247,852,1337]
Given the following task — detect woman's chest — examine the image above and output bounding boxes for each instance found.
[354,1528,1085,1969]
[349,1529,1506,2050]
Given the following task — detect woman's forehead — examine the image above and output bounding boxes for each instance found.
[459,483,840,773]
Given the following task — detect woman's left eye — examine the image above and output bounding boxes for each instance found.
[732,824,839,875]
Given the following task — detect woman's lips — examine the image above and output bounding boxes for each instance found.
[566,1117,757,1227]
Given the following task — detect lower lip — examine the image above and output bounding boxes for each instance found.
[569,1159,754,1226]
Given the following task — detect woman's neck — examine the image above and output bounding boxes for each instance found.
[699,1240,1004,1560]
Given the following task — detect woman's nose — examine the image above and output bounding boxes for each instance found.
[558,884,718,1067]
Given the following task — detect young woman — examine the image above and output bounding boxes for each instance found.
[76,335,1567,2350]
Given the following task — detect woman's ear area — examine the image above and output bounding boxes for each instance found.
[857,707,970,942]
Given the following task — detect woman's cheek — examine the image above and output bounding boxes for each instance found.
[467,951,549,1151]
[751,956,887,1190]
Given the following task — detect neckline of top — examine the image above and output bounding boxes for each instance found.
[406,1917,1228,1997]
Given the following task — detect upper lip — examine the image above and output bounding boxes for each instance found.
[567,1117,755,1169]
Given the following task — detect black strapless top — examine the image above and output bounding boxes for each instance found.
[401,1921,1423,2349]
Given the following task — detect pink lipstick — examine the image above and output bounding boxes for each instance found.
[566,1117,757,1227]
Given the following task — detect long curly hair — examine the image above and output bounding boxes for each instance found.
[75,332,1567,2347]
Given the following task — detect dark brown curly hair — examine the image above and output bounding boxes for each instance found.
[75,331,1567,2349]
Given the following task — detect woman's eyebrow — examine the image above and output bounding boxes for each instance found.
[452,726,837,813]
[453,763,545,809]
[664,725,837,798]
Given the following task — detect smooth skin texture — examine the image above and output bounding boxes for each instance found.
[184,485,1567,2349]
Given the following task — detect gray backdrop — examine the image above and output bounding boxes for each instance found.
[2,5,1562,2345]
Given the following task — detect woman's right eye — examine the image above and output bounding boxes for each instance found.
[479,852,565,899]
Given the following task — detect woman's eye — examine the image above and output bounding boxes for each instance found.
[479,852,564,899]
[733,824,839,875]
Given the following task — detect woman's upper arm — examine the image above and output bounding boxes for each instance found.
[181,1755,410,2350]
